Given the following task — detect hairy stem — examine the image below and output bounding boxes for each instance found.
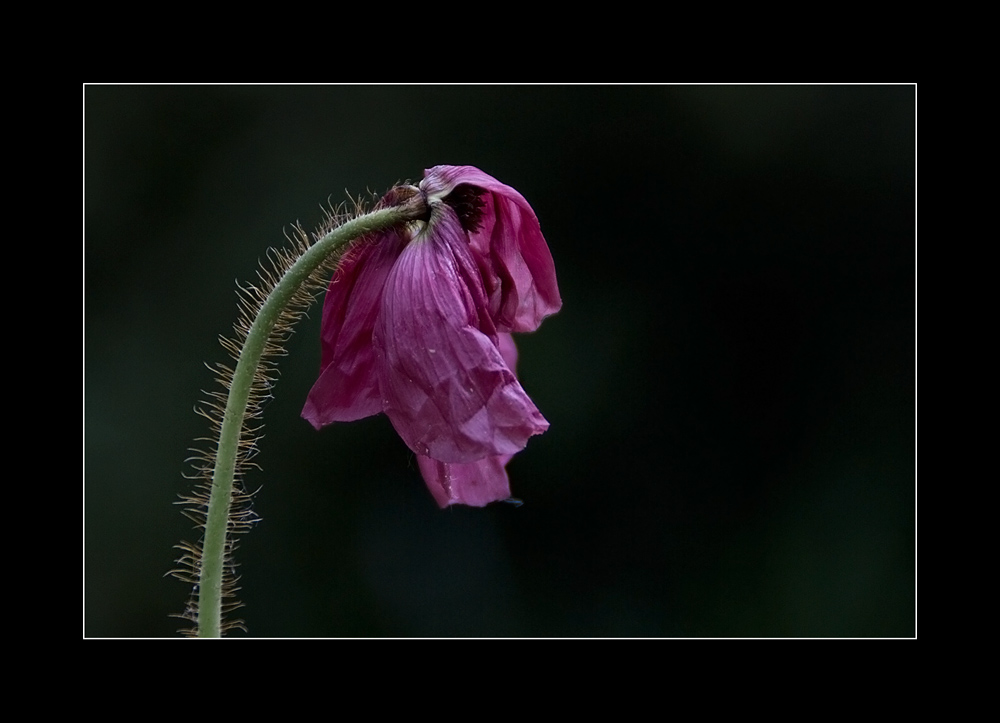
[198,204,418,637]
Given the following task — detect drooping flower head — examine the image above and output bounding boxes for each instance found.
[303,166,561,507]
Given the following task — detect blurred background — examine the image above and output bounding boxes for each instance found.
[85,85,915,637]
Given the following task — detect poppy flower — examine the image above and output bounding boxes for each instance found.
[302,165,561,506]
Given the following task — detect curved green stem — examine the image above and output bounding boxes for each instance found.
[198,204,418,637]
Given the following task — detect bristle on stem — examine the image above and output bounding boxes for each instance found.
[171,190,426,637]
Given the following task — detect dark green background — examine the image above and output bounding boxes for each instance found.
[85,85,915,637]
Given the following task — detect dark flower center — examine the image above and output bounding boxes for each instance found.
[444,184,487,234]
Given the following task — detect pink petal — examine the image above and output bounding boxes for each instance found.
[496,331,519,373]
[421,165,562,332]
[374,205,549,463]
[302,230,406,429]
[416,333,525,507]
[417,455,512,508]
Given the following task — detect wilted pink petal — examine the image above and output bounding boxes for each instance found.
[302,230,407,428]
[421,165,562,332]
[374,205,549,463]
[496,331,519,372]
[417,455,512,508]
[415,331,523,507]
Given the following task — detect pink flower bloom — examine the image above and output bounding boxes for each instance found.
[303,165,561,507]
